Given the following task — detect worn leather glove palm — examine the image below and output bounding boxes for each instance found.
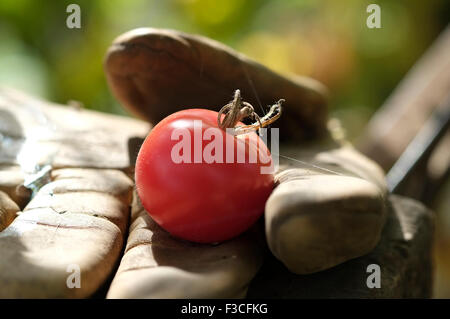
[0,28,387,298]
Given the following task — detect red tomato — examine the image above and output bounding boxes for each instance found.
[135,109,274,243]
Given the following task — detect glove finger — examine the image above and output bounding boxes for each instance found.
[0,87,149,170]
[265,141,388,274]
[104,28,328,141]
[0,88,149,298]
[0,168,133,298]
[249,195,433,298]
[106,192,264,299]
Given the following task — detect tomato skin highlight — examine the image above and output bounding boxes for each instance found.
[135,109,274,243]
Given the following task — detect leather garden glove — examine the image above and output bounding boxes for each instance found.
[0,28,388,299]
[104,27,388,299]
[0,88,148,297]
[0,88,262,298]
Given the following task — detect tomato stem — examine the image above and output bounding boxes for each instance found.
[217,90,284,135]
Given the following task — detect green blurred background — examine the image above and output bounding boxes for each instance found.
[0,0,449,297]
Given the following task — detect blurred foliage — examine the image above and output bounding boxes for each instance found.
[0,0,449,138]
[0,0,449,298]
[0,0,448,137]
